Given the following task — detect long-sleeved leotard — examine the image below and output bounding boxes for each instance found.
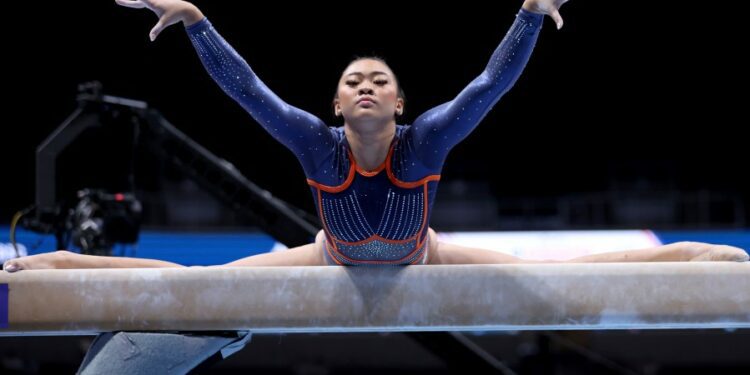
[186,9,543,265]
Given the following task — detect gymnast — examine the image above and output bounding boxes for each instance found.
[4,0,747,272]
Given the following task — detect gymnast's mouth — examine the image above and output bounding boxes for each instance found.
[357,97,376,105]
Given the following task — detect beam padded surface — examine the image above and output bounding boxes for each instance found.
[1,263,749,335]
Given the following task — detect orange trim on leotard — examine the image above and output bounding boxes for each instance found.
[415,184,430,249]
[306,159,356,193]
[308,137,440,265]
[384,140,441,188]
[307,139,441,190]
[326,241,426,265]
[316,188,343,265]
[319,182,432,265]
[352,150,387,176]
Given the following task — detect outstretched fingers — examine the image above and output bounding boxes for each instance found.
[550,8,563,29]
[149,18,166,41]
[551,0,569,29]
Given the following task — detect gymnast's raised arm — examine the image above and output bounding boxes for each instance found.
[408,0,568,169]
[115,0,335,175]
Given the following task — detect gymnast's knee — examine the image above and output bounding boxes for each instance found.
[315,230,326,242]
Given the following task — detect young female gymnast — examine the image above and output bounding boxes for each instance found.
[4,0,747,272]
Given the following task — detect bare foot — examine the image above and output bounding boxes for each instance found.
[689,245,749,262]
[3,251,69,272]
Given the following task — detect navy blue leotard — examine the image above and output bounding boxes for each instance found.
[186,9,543,265]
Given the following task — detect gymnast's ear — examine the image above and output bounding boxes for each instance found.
[333,100,342,117]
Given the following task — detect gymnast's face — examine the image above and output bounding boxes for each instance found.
[334,59,404,124]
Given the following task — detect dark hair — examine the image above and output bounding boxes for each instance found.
[332,56,406,118]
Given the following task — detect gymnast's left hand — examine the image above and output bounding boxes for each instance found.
[115,0,204,41]
[522,0,570,30]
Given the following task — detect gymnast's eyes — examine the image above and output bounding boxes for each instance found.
[374,79,388,85]
[345,80,359,87]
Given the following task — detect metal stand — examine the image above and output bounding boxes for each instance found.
[77,331,251,375]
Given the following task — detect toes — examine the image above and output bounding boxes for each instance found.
[718,246,749,262]
[688,245,749,262]
[708,246,749,262]
[733,250,749,262]
[3,260,21,273]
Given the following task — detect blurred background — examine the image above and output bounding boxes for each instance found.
[1,1,748,374]
[4,1,748,235]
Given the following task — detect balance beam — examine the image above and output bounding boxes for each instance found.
[1,263,749,336]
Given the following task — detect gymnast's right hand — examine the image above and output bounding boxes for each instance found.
[115,0,204,41]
